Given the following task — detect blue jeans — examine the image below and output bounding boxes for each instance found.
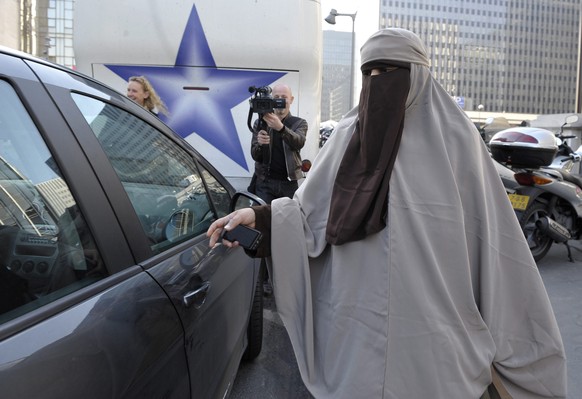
[255,177,298,204]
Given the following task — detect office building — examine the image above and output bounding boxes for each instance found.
[379,0,581,114]
[322,30,352,122]
[0,0,75,69]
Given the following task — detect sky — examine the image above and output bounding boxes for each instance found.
[320,0,380,58]
[320,0,380,101]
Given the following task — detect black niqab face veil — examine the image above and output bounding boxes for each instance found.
[326,61,411,245]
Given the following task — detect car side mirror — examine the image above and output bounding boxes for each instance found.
[230,191,266,212]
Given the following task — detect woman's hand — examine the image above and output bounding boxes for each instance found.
[207,207,256,248]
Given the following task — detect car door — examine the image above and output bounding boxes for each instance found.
[0,52,190,398]
[34,68,261,398]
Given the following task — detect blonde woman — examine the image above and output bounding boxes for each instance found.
[126,76,169,116]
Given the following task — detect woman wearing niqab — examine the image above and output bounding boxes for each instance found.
[209,28,567,398]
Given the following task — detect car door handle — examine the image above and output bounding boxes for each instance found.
[183,281,211,309]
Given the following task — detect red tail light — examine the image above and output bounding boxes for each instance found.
[514,172,553,186]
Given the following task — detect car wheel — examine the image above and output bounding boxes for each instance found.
[242,261,264,361]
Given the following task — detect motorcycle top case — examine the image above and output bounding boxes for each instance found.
[490,127,558,168]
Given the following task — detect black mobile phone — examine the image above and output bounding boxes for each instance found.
[221,224,263,251]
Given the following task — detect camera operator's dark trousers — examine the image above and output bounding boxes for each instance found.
[255,177,298,205]
[255,177,299,296]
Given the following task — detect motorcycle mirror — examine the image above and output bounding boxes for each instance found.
[565,115,579,125]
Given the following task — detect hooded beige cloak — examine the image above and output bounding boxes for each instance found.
[268,28,566,398]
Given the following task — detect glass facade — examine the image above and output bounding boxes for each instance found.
[380,0,581,114]
[1,0,75,69]
[45,0,75,68]
[322,31,352,122]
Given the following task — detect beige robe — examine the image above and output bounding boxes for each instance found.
[268,29,566,399]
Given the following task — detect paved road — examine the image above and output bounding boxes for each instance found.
[230,294,311,399]
[537,242,582,397]
[231,243,582,398]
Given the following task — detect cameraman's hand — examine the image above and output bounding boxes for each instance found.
[257,130,270,145]
[263,112,285,131]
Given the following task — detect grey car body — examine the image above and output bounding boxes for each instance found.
[0,46,263,398]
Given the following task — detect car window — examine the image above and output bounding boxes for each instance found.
[0,80,107,324]
[198,165,230,218]
[72,94,215,254]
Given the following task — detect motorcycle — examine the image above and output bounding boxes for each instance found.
[490,115,582,262]
[319,125,334,148]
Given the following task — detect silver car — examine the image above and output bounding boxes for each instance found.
[0,46,263,398]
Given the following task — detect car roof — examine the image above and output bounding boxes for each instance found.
[0,44,69,71]
[0,45,119,95]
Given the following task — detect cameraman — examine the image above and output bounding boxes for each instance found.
[250,84,307,296]
[250,84,308,204]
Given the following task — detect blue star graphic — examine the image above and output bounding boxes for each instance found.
[106,5,286,170]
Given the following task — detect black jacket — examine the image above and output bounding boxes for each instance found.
[250,114,308,181]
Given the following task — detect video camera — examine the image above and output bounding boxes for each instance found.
[246,85,287,165]
[247,85,286,134]
[248,86,286,114]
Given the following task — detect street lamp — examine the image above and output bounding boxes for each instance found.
[325,8,357,110]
